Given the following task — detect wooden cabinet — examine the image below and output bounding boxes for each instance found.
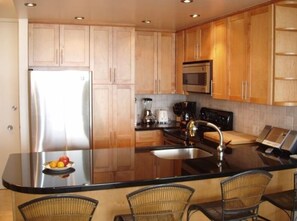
[29,24,89,67]
[175,30,185,94]
[135,31,175,94]
[184,26,200,62]
[273,2,297,105]
[184,23,212,62]
[92,84,135,149]
[135,130,164,147]
[92,84,135,182]
[247,5,273,104]
[212,5,272,104]
[228,13,248,102]
[90,26,135,84]
[212,19,228,100]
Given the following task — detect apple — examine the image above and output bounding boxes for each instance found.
[59,155,70,166]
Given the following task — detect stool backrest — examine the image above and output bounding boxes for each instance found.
[18,194,98,221]
[127,184,194,221]
[221,170,272,218]
[293,172,297,212]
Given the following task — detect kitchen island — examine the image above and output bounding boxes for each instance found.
[3,144,297,220]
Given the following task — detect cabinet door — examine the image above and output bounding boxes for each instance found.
[92,85,113,149]
[184,27,200,61]
[113,27,135,84]
[175,30,186,94]
[228,13,248,101]
[135,31,157,94]
[212,19,228,99]
[248,5,272,104]
[200,23,213,59]
[60,25,90,67]
[135,130,164,147]
[113,85,135,148]
[135,152,156,180]
[90,26,113,84]
[157,32,176,94]
[29,24,60,66]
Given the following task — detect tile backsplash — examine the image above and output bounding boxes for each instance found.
[135,94,186,124]
[136,93,297,136]
[188,93,297,136]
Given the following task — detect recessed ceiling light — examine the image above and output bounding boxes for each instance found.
[181,0,193,3]
[75,16,85,20]
[190,14,200,18]
[24,2,37,7]
[142,20,151,24]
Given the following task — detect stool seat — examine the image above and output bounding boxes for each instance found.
[262,171,297,221]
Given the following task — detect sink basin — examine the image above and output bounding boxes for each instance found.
[151,148,213,160]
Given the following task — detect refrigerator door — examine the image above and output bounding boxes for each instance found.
[29,70,91,152]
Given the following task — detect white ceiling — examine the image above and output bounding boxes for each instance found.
[2,0,272,31]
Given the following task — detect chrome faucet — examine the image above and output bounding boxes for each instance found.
[187,120,225,161]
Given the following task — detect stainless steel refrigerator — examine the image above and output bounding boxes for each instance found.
[29,70,92,152]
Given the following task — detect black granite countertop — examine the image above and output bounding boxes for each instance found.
[2,142,297,194]
[135,121,180,131]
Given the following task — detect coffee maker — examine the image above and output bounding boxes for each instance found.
[173,101,196,130]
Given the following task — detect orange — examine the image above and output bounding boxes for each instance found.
[49,160,58,168]
[57,161,65,168]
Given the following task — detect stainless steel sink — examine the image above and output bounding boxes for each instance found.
[151,147,213,160]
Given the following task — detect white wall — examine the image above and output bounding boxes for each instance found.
[0,19,20,188]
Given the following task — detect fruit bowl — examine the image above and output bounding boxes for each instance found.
[43,161,74,171]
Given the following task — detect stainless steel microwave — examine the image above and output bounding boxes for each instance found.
[183,60,212,94]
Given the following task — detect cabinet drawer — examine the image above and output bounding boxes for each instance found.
[135,130,164,147]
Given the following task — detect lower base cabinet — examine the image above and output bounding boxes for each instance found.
[135,130,164,147]
[92,84,135,183]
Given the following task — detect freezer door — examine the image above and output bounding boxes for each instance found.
[29,70,91,152]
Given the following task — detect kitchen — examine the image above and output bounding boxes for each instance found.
[1,0,297,220]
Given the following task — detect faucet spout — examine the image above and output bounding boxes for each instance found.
[187,120,225,161]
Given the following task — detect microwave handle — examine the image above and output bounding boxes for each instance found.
[210,80,213,96]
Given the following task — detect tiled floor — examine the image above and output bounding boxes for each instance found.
[0,189,13,221]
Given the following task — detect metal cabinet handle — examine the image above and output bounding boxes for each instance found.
[241,81,245,100]
[12,106,17,111]
[210,80,213,97]
[61,49,64,64]
[56,49,59,65]
[244,81,248,100]
[7,125,13,131]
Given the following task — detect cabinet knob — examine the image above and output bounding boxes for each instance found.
[7,125,13,131]
[12,106,17,111]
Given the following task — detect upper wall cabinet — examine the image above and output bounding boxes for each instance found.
[184,23,212,62]
[29,24,90,67]
[273,2,297,105]
[212,5,273,104]
[90,26,135,85]
[175,30,186,94]
[135,31,175,94]
[227,10,273,104]
[212,19,228,100]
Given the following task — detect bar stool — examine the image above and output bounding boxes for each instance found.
[18,194,98,221]
[262,171,297,221]
[114,183,195,221]
[187,170,272,221]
